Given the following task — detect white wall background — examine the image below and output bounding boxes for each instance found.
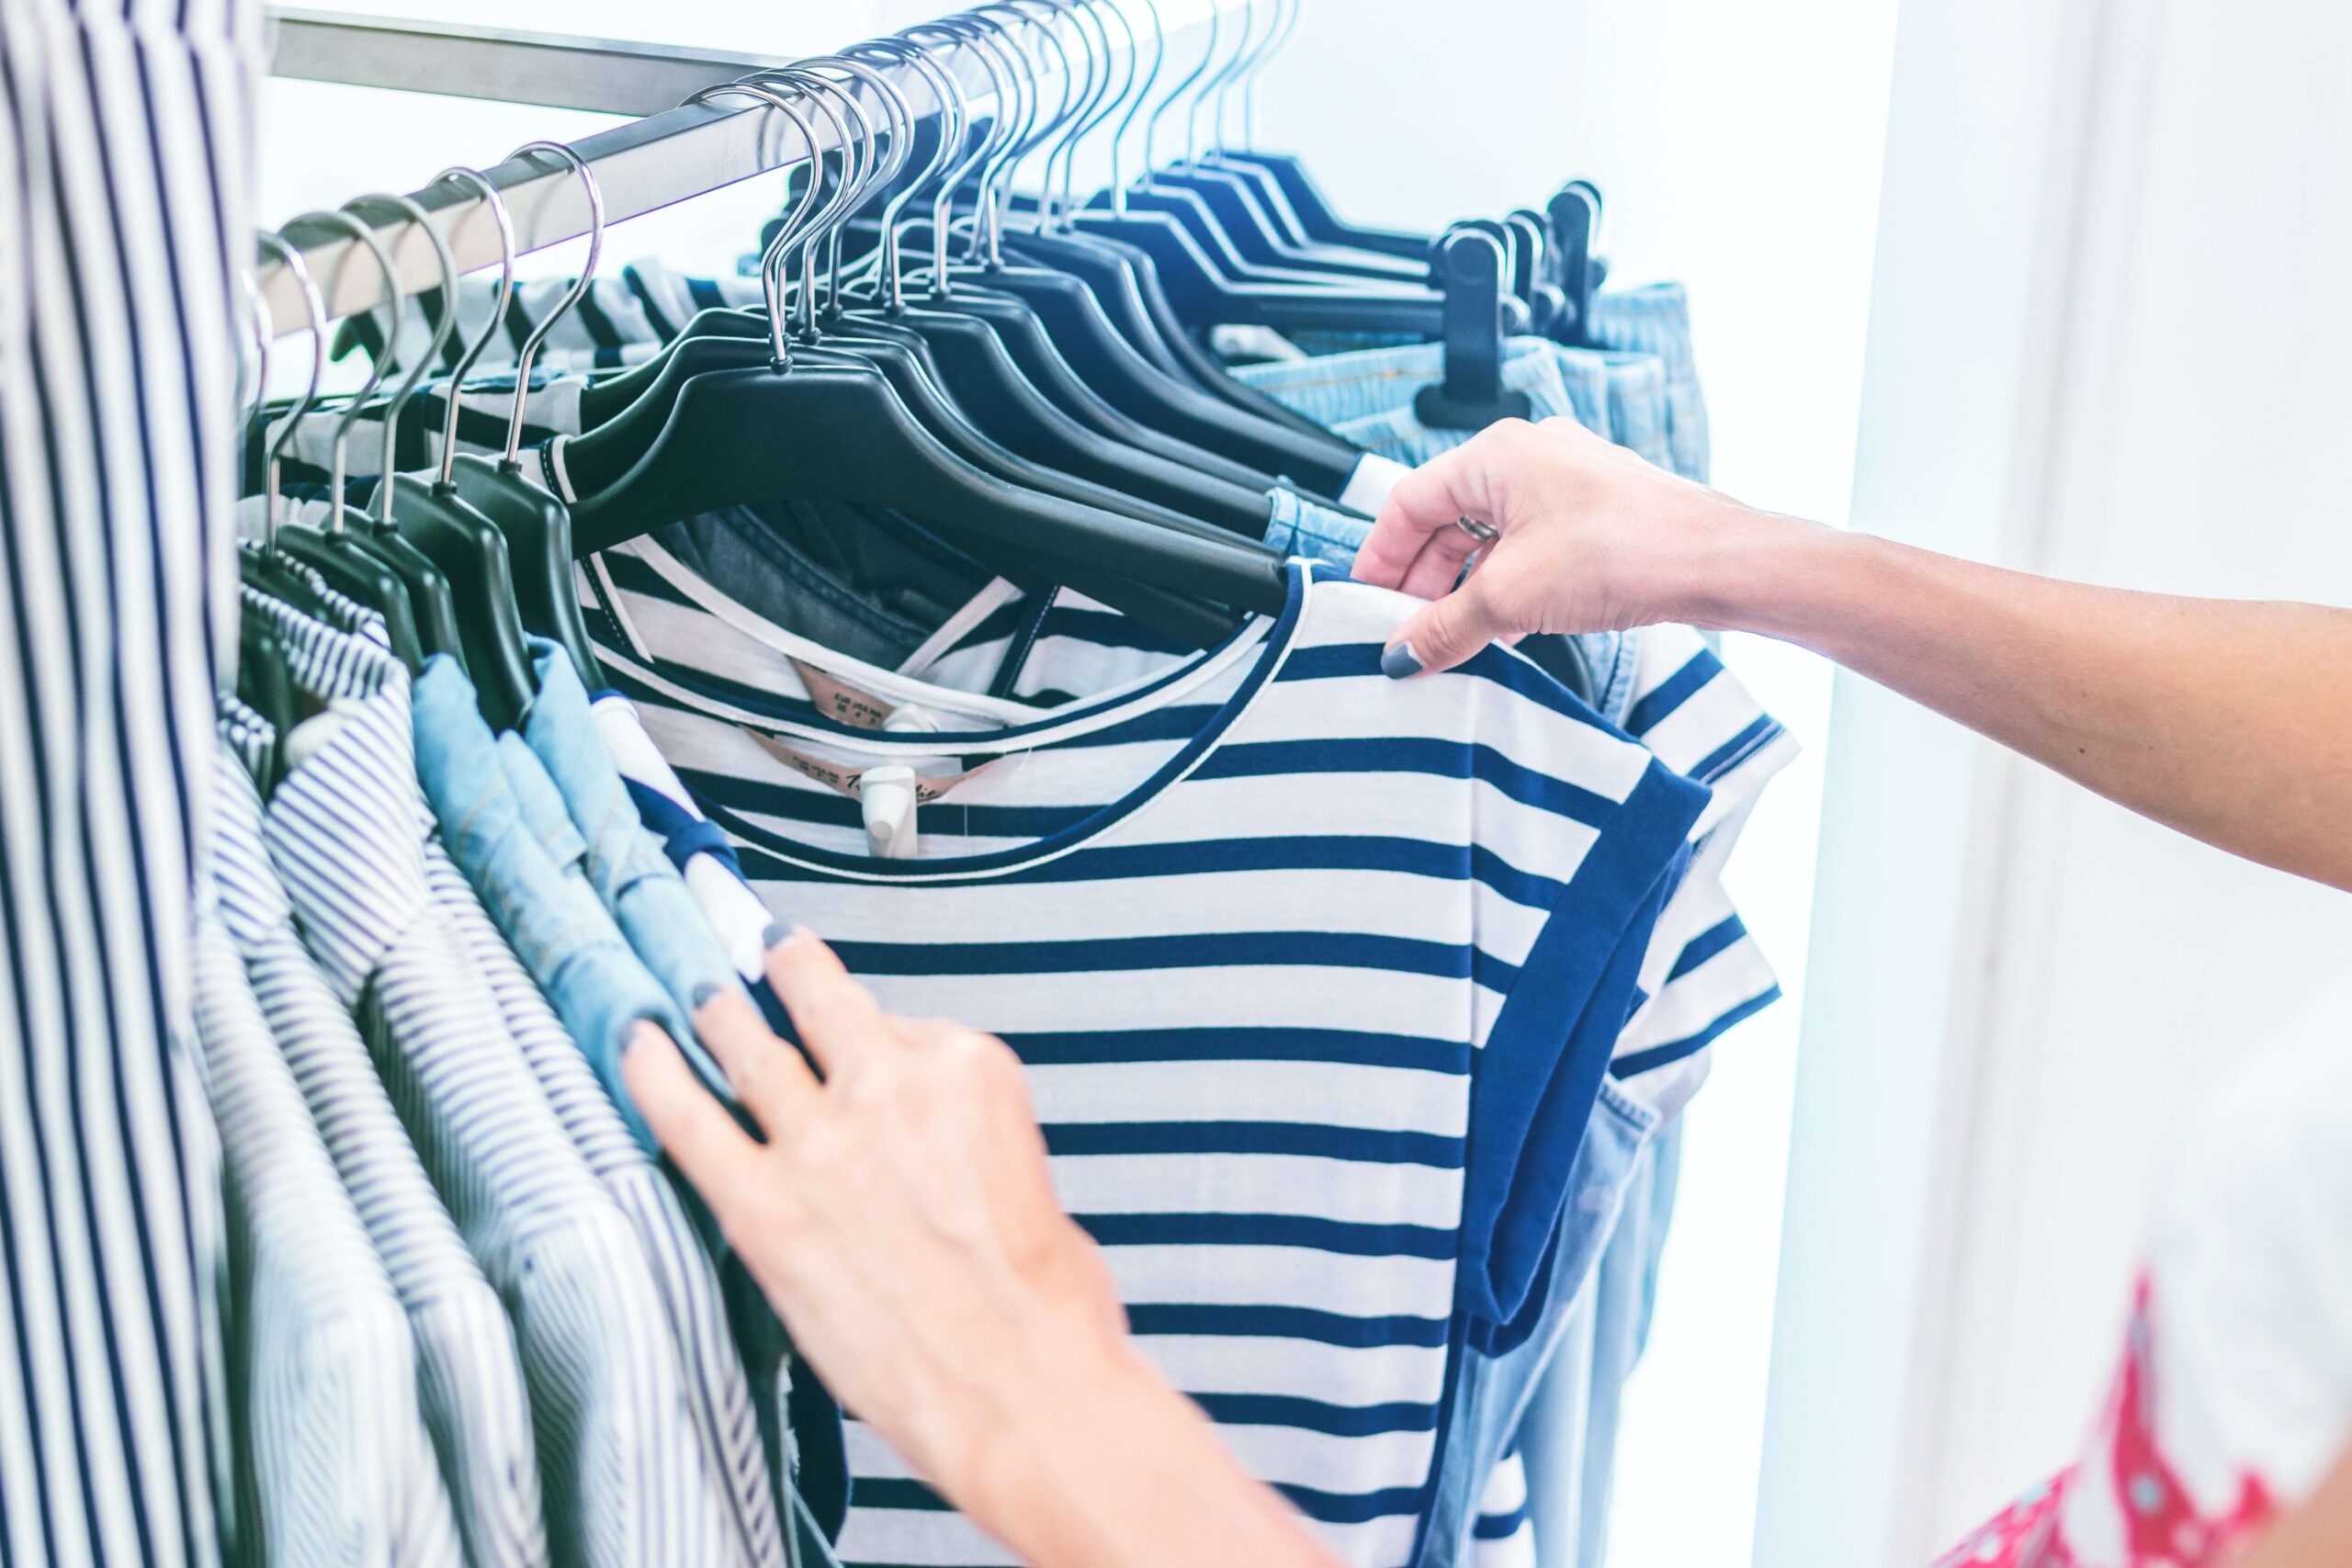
[1762,0,2352,1562]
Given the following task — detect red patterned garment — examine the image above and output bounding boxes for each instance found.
[1935,988,2352,1568]
[1935,1281,2281,1568]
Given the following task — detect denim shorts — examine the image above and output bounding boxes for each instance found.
[1589,284,1710,483]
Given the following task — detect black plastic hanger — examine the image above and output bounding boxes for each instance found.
[435,150,608,692]
[236,615,299,794]
[878,22,1369,496]
[564,73,1285,636]
[356,190,537,728]
[569,355,1285,626]
[266,211,434,671]
[1545,183,1601,346]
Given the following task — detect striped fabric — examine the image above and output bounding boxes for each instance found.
[209,726,551,1568]
[243,596,753,1568]
[0,0,262,1561]
[1466,1451,1535,1568]
[401,683,785,1568]
[568,532,1792,1090]
[560,520,1787,1568]
[418,835,787,1568]
[190,857,461,1566]
[583,558,1708,1566]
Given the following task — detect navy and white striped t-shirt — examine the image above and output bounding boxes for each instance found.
[581,558,1706,1566]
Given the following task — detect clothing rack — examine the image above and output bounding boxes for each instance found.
[257,5,1207,337]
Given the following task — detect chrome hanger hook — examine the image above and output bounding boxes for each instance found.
[1111,0,1168,210]
[845,37,966,309]
[255,230,330,549]
[740,69,865,340]
[904,18,1017,288]
[1236,0,1303,152]
[684,78,823,364]
[936,12,1036,266]
[299,211,403,535]
[1198,0,1258,164]
[344,193,459,525]
[970,4,1073,257]
[500,141,605,464]
[751,56,910,318]
[1144,0,1219,183]
[1061,0,1143,224]
[425,166,518,487]
[1010,0,1107,231]
[1042,0,1123,227]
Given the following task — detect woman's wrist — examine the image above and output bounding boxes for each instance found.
[955,1337,1330,1568]
[958,1342,1212,1562]
[1664,499,1870,646]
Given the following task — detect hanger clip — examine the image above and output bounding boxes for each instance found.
[1413,226,1533,434]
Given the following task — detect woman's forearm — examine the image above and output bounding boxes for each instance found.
[1361,418,2352,892]
[1698,518,2352,890]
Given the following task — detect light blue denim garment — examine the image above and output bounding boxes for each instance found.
[519,641,744,1029]
[1515,1117,1681,1568]
[1234,338,1611,445]
[411,656,685,1152]
[1263,485,1374,573]
[1414,1080,1664,1567]
[1589,284,1711,482]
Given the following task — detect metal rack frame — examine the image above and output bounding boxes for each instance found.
[257,6,1193,336]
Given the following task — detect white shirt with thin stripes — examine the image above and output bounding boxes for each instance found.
[190,847,461,1566]
[0,0,264,1559]
[211,718,553,1568]
[244,596,752,1568]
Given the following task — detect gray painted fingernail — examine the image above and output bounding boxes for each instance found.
[762,922,790,952]
[691,983,723,1011]
[1381,641,1424,680]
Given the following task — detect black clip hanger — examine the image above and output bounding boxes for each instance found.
[1415,227,1533,434]
[1545,182,1601,347]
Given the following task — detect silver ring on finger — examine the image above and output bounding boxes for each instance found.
[1456,516,1500,546]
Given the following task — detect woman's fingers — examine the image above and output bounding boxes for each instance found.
[624,1024,770,1194]
[692,984,820,1132]
[770,930,895,1077]
[1354,425,1514,592]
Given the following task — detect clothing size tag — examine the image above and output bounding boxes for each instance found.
[787,659,898,731]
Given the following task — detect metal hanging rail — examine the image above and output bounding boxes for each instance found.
[266,10,804,117]
[256,6,1204,337]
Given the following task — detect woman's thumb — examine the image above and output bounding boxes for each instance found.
[1381,574,1509,679]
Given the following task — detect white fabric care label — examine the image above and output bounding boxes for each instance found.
[1339,453,1414,515]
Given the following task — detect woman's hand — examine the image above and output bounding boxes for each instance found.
[1353,413,1791,676]
[622,932,1343,1568]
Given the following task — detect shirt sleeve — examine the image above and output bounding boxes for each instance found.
[1447,645,1711,1328]
[1611,627,1800,1092]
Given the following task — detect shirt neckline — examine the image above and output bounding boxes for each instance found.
[688,559,1316,884]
